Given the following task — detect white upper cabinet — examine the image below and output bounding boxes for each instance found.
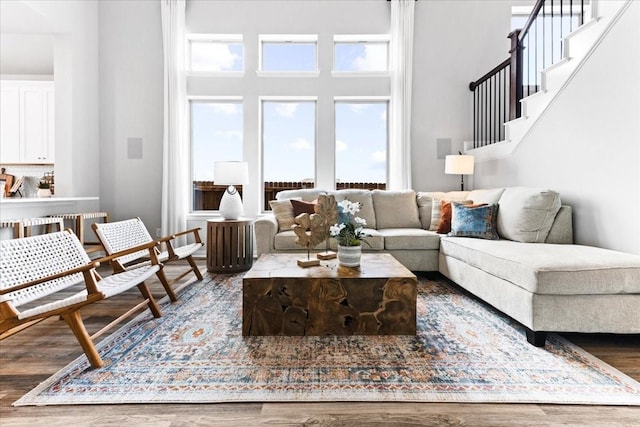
[0,80,55,164]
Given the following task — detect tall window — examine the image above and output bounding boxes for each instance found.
[262,100,316,207]
[188,35,244,72]
[335,101,388,189]
[191,100,243,211]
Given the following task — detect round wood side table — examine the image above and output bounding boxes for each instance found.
[207,217,254,273]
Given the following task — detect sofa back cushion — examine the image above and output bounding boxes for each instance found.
[545,205,573,244]
[465,188,505,204]
[372,190,421,229]
[276,189,326,201]
[416,191,469,230]
[497,187,561,243]
[333,189,376,229]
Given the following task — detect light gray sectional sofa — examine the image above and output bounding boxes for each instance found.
[254,187,640,346]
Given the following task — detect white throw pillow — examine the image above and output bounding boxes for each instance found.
[497,187,561,243]
[427,193,470,231]
[269,197,302,232]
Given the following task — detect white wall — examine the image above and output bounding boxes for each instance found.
[474,2,640,254]
[187,0,391,218]
[0,34,54,75]
[94,0,511,235]
[98,0,164,229]
[411,0,511,192]
[0,0,100,198]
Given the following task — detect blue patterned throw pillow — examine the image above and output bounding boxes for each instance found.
[450,203,499,239]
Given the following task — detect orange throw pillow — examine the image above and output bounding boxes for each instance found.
[436,200,473,234]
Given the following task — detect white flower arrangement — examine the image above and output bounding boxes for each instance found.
[330,199,370,247]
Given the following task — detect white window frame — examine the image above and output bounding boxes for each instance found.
[333,96,390,189]
[259,96,318,211]
[257,34,319,77]
[332,34,390,77]
[188,96,244,214]
[187,34,244,77]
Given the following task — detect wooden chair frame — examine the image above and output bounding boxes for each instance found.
[0,230,165,369]
[92,218,203,302]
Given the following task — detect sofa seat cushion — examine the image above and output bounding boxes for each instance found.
[273,230,328,251]
[274,229,384,251]
[440,237,640,295]
[349,229,384,250]
[377,228,440,250]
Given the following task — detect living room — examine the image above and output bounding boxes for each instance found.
[1,0,639,425]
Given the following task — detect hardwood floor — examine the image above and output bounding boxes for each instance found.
[1,260,638,426]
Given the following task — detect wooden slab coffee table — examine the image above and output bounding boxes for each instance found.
[242,253,417,336]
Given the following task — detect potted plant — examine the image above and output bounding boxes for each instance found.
[37,180,51,198]
[330,199,370,267]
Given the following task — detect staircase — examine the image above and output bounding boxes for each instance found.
[466,0,631,161]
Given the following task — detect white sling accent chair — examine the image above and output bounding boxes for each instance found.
[0,230,164,369]
[92,218,203,302]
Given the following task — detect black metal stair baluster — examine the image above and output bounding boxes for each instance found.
[570,0,573,32]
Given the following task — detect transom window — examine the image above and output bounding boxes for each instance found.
[259,35,318,73]
[334,35,389,73]
[188,34,244,72]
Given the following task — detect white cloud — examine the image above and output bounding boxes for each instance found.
[352,44,387,72]
[336,139,348,152]
[207,103,239,115]
[191,43,240,71]
[380,109,387,122]
[214,130,242,140]
[275,103,299,118]
[371,150,386,164]
[290,138,312,150]
[349,104,369,114]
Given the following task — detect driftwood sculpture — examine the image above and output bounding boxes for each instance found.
[291,194,338,267]
[315,194,338,259]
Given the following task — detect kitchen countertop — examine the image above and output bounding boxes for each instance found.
[0,196,99,204]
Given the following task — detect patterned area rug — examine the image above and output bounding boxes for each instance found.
[14,273,640,406]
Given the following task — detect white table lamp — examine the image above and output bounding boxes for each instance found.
[445,154,475,191]
[214,161,249,220]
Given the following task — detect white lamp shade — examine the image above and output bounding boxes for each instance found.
[445,155,475,175]
[214,161,249,185]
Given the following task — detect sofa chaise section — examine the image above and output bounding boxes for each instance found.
[439,237,640,345]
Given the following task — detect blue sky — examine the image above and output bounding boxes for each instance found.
[191,40,388,185]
